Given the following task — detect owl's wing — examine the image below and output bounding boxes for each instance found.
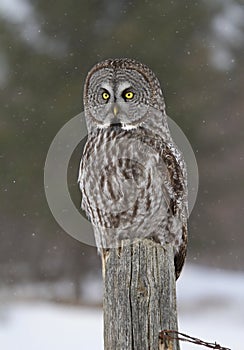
[78,143,90,215]
[159,140,188,280]
[174,224,188,279]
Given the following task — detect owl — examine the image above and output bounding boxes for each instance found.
[78,58,188,279]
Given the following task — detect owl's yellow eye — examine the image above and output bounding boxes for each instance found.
[102,92,110,100]
[124,91,134,100]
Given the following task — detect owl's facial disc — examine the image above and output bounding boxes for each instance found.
[86,68,151,130]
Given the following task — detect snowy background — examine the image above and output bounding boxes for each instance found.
[1,264,243,350]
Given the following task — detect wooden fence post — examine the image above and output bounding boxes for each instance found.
[103,239,180,350]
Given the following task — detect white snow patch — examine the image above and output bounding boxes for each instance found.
[177,265,244,349]
[0,303,103,350]
[0,264,243,349]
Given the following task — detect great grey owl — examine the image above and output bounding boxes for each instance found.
[78,58,188,279]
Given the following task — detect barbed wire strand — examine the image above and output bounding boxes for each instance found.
[159,330,231,350]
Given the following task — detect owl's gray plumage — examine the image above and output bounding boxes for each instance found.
[78,58,188,279]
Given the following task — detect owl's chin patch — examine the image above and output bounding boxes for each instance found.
[97,122,139,131]
[109,121,139,131]
[97,122,123,130]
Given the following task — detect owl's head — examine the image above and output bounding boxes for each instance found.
[83,58,166,132]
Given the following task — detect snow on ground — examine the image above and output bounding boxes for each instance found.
[0,303,103,350]
[0,264,243,350]
[177,265,244,349]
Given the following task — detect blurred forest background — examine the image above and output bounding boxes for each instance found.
[0,0,243,302]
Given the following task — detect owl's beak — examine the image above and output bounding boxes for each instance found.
[113,104,119,117]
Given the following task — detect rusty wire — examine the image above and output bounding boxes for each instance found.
[159,330,231,350]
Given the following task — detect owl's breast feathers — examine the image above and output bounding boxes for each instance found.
[79,126,188,279]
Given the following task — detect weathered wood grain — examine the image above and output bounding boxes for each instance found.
[103,239,180,350]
